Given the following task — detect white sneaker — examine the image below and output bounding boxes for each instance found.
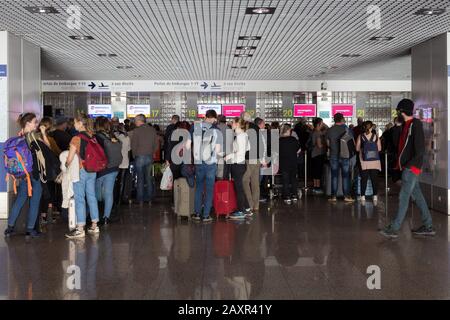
[360,196,366,202]
[87,226,100,234]
[65,228,86,239]
[373,195,378,201]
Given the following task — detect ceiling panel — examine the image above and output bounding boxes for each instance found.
[0,0,448,80]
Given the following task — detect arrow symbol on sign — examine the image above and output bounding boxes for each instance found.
[201,82,208,90]
[88,82,96,90]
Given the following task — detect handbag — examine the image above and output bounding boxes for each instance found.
[160,164,174,191]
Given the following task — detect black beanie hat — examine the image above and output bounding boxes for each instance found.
[396,99,414,116]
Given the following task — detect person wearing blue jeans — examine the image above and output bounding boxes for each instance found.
[187,109,221,223]
[326,113,355,203]
[130,114,158,205]
[194,163,217,219]
[329,156,351,199]
[135,155,153,203]
[65,115,101,239]
[96,171,119,221]
[391,168,433,231]
[381,99,435,239]
[4,112,47,239]
[73,169,100,230]
[6,177,42,237]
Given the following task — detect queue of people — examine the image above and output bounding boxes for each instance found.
[2,98,435,240]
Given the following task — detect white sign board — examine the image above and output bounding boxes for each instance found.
[88,104,112,118]
[127,104,151,118]
[197,104,222,118]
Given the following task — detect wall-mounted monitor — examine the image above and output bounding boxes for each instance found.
[222,104,246,118]
[88,104,112,118]
[331,104,354,117]
[197,104,222,118]
[293,104,317,117]
[127,104,151,118]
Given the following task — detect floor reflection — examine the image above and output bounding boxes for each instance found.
[0,195,449,300]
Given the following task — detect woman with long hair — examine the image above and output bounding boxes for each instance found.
[279,124,301,204]
[225,117,252,220]
[356,121,382,204]
[94,116,121,225]
[65,114,101,238]
[38,117,61,225]
[310,118,326,194]
[4,113,44,238]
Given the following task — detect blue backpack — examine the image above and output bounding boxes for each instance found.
[361,133,380,161]
[3,136,33,196]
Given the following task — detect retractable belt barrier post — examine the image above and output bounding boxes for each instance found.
[384,151,390,220]
[304,152,308,191]
[384,152,389,195]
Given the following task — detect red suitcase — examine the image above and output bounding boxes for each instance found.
[213,180,237,217]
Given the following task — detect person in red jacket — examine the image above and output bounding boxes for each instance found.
[380,99,435,239]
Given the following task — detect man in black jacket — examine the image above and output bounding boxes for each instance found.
[164,115,180,164]
[380,99,435,239]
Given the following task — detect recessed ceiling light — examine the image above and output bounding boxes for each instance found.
[234,54,253,58]
[69,35,94,40]
[369,36,394,41]
[246,7,276,15]
[236,46,257,50]
[24,6,59,14]
[341,54,361,58]
[97,53,118,57]
[414,8,446,16]
[231,66,248,69]
[116,66,133,69]
[238,36,262,41]
[133,75,142,78]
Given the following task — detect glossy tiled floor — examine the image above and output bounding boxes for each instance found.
[0,191,449,300]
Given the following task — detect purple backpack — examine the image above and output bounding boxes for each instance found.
[3,136,33,196]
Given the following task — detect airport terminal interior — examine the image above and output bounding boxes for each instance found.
[0,0,450,300]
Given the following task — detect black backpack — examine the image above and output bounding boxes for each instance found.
[26,133,61,182]
[98,132,123,168]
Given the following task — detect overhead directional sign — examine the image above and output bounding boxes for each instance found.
[42,80,412,93]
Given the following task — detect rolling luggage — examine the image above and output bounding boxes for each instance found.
[213,180,237,217]
[173,178,195,218]
[122,164,137,204]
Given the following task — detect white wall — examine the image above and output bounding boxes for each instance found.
[0,31,41,219]
[411,33,449,214]
[7,33,23,138]
[22,40,41,116]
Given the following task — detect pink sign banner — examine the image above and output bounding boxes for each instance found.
[332,104,354,117]
[222,104,245,117]
[294,104,316,117]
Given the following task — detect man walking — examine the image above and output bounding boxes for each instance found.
[380,99,435,239]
